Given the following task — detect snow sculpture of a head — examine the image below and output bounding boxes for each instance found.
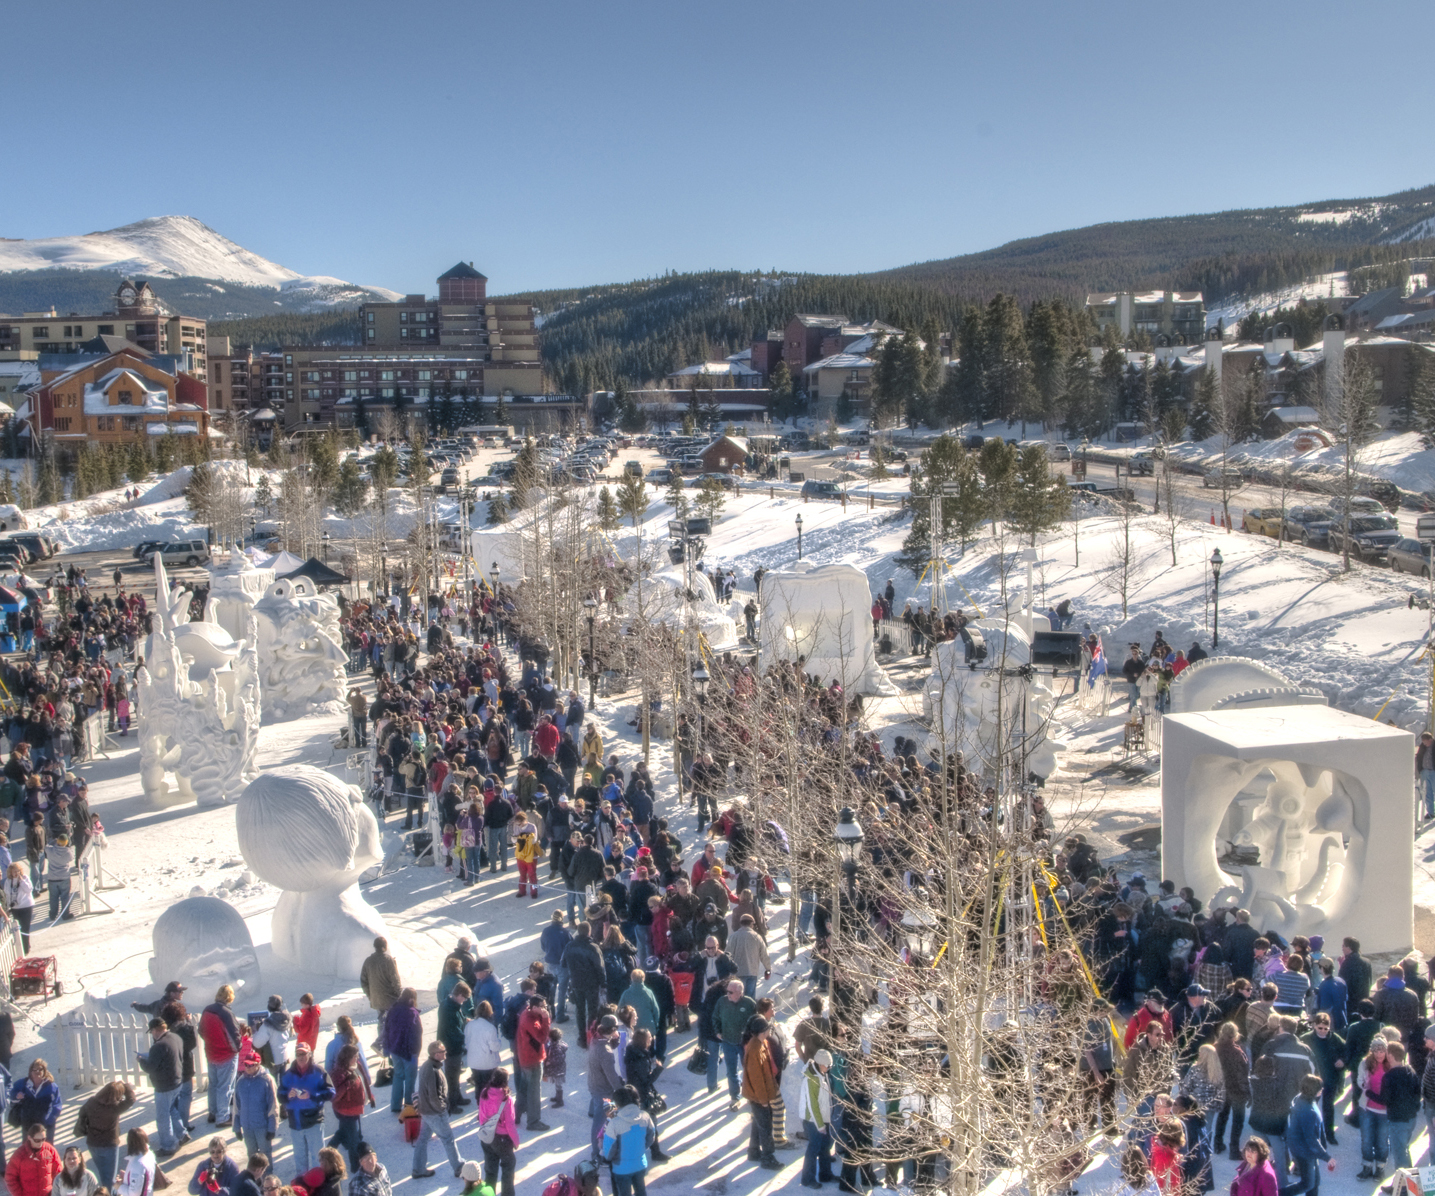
[149,895,261,998]
[236,765,384,979]
[252,575,348,722]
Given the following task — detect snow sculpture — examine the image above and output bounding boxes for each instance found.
[205,553,274,643]
[138,557,261,807]
[640,569,739,650]
[150,896,261,998]
[235,765,385,979]
[758,564,896,696]
[1161,706,1412,953]
[920,621,1067,779]
[251,575,347,722]
[1168,657,1326,715]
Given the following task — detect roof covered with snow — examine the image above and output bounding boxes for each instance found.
[803,353,873,374]
[83,368,169,416]
[1266,406,1321,424]
[667,361,762,380]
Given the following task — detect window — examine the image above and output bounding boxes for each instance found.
[367,312,374,323]
[381,387,395,399]
[119,389,134,405]
[400,329,408,338]
[213,363,223,382]
[31,327,48,338]
[414,312,427,323]
[285,372,293,383]
[303,388,320,401]
[54,418,70,432]
[343,370,357,382]
[400,311,408,323]
[367,329,375,340]
[453,370,468,381]
[380,370,395,381]
[214,390,224,407]
[304,372,319,382]
[418,370,430,381]
[122,416,140,432]
[284,355,293,365]
[96,416,115,432]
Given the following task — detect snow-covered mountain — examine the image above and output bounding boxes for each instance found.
[0,216,401,312]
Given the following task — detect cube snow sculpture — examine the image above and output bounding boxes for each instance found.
[1161,706,1413,954]
[758,563,896,696]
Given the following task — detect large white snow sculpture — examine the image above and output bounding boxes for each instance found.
[1168,656,1325,715]
[138,557,261,807]
[236,765,385,979]
[1161,705,1412,954]
[205,553,275,643]
[758,564,896,696]
[251,575,347,722]
[920,621,1067,779]
[150,896,261,997]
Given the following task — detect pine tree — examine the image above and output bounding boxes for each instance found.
[254,472,274,518]
[898,434,984,570]
[1189,368,1218,441]
[664,475,690,518]
[36,454,61,506]
[1027,299,1070,425]
[492,392,509,428]
[616,472,649,528]
[769,361,795,422]
[596,485,619,532]
[953,305,986,426]
[983,294,1035,425]
[695,476,726,522]
[486,490,509,525]
[1413,353,1435,448]
[332,458,370,519]
[978,437,1018,531]
[0,473,15,505]
[1008,445,1070,544]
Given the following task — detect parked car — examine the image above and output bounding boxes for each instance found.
[801,479,843,499]
[646,468,673,484]
[142,539,211,567]
[1388,537,1435,577]
[1359,478,1403,512]
[690,473,740,491]
[1203,468,1243,490]
[1128,452,1157,476]
[2,533,53,561]
[623,460,643,477]
[1327,513,1400,562]
[679,457,705,476]
[1283,506,1335,547]
[1047,443,1072,462]
[963,435,986,450]
[1329,495,1387,520]
[1241,508,1279,536]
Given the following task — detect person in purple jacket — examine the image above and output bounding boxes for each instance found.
[381,988,423,1114]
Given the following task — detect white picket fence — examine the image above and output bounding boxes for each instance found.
[53,1011,209,1093]
[0,920,24,1001]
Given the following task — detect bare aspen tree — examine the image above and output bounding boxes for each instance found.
[1321,355,1379,572]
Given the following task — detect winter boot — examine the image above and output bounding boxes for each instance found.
[517,883,528,897]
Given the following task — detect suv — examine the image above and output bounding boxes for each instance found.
[646,467,673,484]
[623,460,643,477]
[1128,452,1157,476]
[143,540,210,567]
[1328,514,1399,563]
[1283,506,1334,548]
[801,479,843,499]
[1,533,52,561]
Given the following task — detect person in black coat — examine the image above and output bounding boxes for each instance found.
[642,967,675,1064]
[1340,939,1373,1018]
[1223,913,1260,981]
[560,924,605,1047]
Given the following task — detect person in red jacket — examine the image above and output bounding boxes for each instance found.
[6,1123,62,1196]
[514,996,552,1133]
[199,985,244,1127]
[533,717,561,762]
[1123,990,1175,1050]
[293,995,321,1054]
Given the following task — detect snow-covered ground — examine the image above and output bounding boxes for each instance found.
[9,443,1435,1196]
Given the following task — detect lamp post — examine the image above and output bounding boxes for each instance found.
[1210,548,1223,650]
[692,662,709,751]
[901,901,938,967]
[321,531,331,564]
[583,596,598,708]
[829,806,864,998]
[795,513,803,561]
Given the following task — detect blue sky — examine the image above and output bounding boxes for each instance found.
[2,1,1432,296]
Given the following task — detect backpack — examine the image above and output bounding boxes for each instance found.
[477,1094,507,1144]
[540,1180,580,1196]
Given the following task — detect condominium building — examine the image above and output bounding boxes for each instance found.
[0,280,208,378]
[1085,290,1206,343]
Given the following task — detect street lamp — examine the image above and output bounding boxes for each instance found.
[795,513,804,561]
[901,902,938,965]
[583,596,598,708]
[692,662,710,753]
[1210,548,1223,650]
[829,807,864,998]
[490,561,499,594]
[321,531,331,564]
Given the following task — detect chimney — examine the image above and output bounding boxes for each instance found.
[1323,314,1345,405]
[1267,322,1295,355]
[1204,326,1222,382]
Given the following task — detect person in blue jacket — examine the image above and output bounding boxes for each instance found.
[232,1053,277,1168]
[600,1085,655,1196]
[1285,1073,1333,1196]
[187,1137,241,1196]
[277,1044,334,1178]
[473,960,504,1024]
[8,1059,60,1143]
